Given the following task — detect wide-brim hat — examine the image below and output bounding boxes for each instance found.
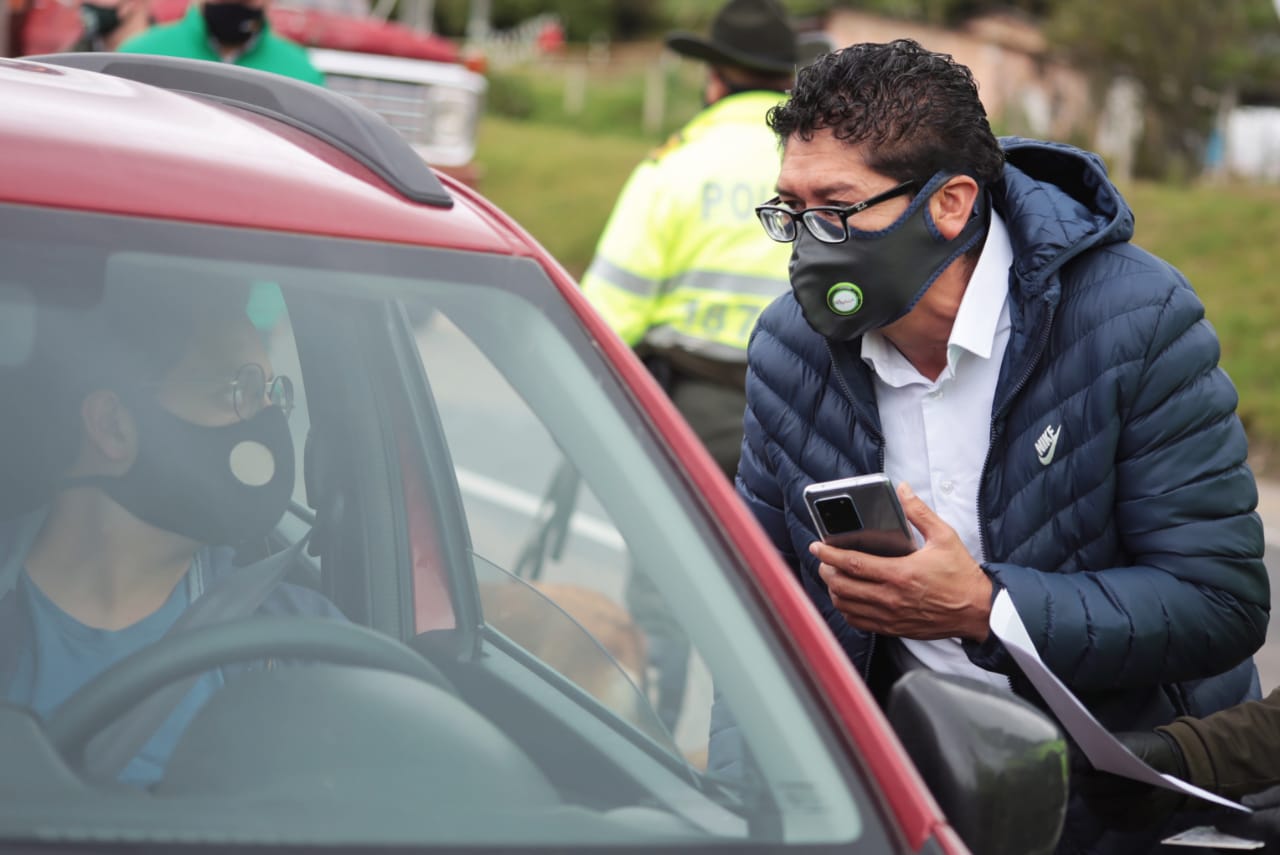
[665,0,797,75]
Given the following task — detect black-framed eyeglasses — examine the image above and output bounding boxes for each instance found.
[227,363,294,421]
[139,363,294,421]
[755,179,920,244]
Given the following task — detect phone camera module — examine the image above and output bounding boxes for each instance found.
[816,496,862,534]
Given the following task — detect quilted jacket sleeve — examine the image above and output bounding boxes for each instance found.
[970,269,1269,692]
[736,378,795,571]
[738,335,875,672]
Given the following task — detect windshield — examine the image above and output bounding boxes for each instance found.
[0,205,890,851]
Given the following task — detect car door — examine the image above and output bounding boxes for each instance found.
[335,250,904,850]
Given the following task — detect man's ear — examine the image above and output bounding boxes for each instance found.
[81,390,136,463]
[929,176,981,241]
[704,69,728,105]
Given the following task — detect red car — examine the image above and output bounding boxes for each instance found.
[0,54,1066,855]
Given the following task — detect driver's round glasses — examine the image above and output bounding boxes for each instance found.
[755,179,919,244]
[228,363,294,421]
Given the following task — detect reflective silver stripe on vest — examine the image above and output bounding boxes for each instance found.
[642,326,750,364]
[587,259,789,300]
[665,270,789,297]
[585,257,662,297]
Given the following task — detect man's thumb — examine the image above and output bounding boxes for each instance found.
[897,481,940,539]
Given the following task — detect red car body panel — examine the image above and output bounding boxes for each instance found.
[10,0,81,55]
[0,56,965,855]
[0,59,509,250]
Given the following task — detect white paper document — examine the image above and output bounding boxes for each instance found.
[1161,826,1264,849]
[987,589,1249,814]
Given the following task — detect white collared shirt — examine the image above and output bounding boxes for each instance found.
[860,211,1014,691]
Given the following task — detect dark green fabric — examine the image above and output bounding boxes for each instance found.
[1161,688,1280,801]
[118,5,325,86]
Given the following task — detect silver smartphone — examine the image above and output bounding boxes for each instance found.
[802,474,917,556]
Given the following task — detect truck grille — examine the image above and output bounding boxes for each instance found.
[324,75,430,142]
[306,49,485,167]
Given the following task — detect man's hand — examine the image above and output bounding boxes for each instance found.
[1069,732,1188,832]
[810,482,993,641]
[1218,785,1280,845]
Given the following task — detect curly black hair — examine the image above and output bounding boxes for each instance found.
[767,39,1005,185]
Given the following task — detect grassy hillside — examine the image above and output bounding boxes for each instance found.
[475,116,1280,469]
[1123,181,1280,471]
[475,116,653,278]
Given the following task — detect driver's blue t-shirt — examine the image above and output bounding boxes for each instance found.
[0,509,343,788]
[3,570,224,787]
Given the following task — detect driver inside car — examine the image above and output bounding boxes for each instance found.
[0,281,341,787]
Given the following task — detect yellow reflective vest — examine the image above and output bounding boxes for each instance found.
[581,91,792,383]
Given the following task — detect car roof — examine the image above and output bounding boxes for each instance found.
[0,56,518,253]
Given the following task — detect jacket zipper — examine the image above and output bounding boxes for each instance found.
[977,299,1056,693]
[824,339,884,684]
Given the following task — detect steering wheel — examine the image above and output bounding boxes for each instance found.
[45,617,454,768]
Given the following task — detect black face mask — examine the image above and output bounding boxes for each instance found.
[202,1,264,46]
[68,398,295,547]
[788,173,991,342]
[80,2,122,40]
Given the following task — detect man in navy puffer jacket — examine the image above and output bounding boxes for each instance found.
[729,39,1268,854]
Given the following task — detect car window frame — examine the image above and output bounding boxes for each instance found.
[0,204,902,849]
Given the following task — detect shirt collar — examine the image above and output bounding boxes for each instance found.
[948,210,1012,361]
[861,210,1012,383]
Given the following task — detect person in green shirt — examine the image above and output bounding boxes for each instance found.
[117,0,324,86]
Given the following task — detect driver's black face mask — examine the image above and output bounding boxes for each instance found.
[65,397,295,547]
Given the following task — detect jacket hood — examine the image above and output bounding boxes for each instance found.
[995,137,1135,289]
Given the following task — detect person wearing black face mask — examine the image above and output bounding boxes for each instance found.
[725,39,1267,855]
[73,0,152,51]
[117,0,323,85]
[0,285,341,787]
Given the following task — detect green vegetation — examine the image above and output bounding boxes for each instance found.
[475,116,652,275]
[475,114,1280,467]
[485,56,706,139]
[430,0,831,41]
[1047,0,1280,181]
[1124,180,1280,469]
[434,0,1280,182]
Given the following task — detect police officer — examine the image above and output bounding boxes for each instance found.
[581,0,798,734]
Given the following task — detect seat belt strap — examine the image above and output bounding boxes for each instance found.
[81,536,310,782]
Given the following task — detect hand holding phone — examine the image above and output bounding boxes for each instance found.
[807,477,996,641]
[803,474,917,557]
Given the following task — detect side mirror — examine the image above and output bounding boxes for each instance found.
[887,670,1068,855]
